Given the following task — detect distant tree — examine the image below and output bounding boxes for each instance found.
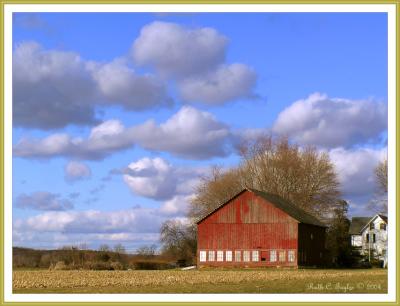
[136,244,157,257]
[160,220,196,264]
[78,242,88,250]
[325,200,352,267]
[369,158,388,214]
[376,158,388,193]
[114,243,126,254]
[98,244,110,252]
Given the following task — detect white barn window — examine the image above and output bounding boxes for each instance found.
[270,250,277,262]
[217,250,224,261]
[208,250,215,261]
[243,250,250,262]
[199,251,206,262]
[288,250,295,262]
[225,251,232,262]
[252,250,259,262]
[235,250,241,262]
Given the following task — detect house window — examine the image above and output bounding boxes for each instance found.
[380,223,387,230]
[225,251,232,262]
[235,250,241,262]
[208,250,215,261]
[270,250,277,262]
[373,234,376,243]
[243,250,250,262]
[252,250,259,262]
[199,251,206,262]
[366,233,369,243]
[279,250,286,262]
[217,250,224,262]
[288,250,295,262]
[370,223,375,230]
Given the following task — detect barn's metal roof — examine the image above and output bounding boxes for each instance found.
[196,188,327,227]
[348,217,371,235]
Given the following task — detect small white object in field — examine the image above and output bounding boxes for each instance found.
[181,266,196,270]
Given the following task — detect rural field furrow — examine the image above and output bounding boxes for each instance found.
[13,269,388,293]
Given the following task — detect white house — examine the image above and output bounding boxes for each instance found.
[349,214,388,265]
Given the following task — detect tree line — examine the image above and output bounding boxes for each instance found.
[160,135,388,267]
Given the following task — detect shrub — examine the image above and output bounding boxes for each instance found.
[133,261,173,270]
[51,261,68,270]
[110,261,124,270]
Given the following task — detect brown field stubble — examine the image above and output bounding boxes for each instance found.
[13,269,387,293]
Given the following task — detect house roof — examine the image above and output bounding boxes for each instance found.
[196,188,327,227]
[378,214,388,223]
[349,217,371,235]
[359,214,388,233]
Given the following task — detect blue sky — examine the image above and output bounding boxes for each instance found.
[12,12,388,251]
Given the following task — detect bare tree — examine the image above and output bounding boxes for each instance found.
[375,158,388,194]
[160,220,196,263]
[369,158,388,213]
[190,135,340,221]
[114,243,126,254]
[98,244,110,252]
[136,244,157,257]
[189,166,243,220]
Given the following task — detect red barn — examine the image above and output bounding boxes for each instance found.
[196,188,326,268]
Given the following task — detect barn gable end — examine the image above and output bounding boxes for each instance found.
[196,188,326,267]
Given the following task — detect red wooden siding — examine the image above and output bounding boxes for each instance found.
[197,190,299,267]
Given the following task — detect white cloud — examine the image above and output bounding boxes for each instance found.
[65,161,91,182]
[13,120,136,160]
[14,207,162,234]
[121,157,205,200]
[329,147,387,197]
[13,42,173,129]
[273,93,387,148]
[132,21,228,78]
[13,41,98,129]
[90,58,172,110]
[131,106,231,159]
[14,106,232,160]
[178,63,257,105]
[159,195,194,217]
[123,157,177,200]
[15,192,73,211]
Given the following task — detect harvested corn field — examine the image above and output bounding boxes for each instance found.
[13,269,387,293]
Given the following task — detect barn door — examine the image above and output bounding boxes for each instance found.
[261,251,268,263]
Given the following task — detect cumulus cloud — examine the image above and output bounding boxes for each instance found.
[13,120,136,160]
[15,192,73,211]
[123,158,177,200]
[14,106,232,160]
[178,64,257,105]
[13,42,172,129]
[273,93,387,148]
[131,106,231,159]
[89,58,172,111]
[13,207,161,234]
[121,157,204,200]
[132,21,228,78]
[329,147,387,198]
[13,41,98,129]
[159,195,194,217]
[65,161,91,182]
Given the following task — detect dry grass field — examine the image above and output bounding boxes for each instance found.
[13,268,387,293]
